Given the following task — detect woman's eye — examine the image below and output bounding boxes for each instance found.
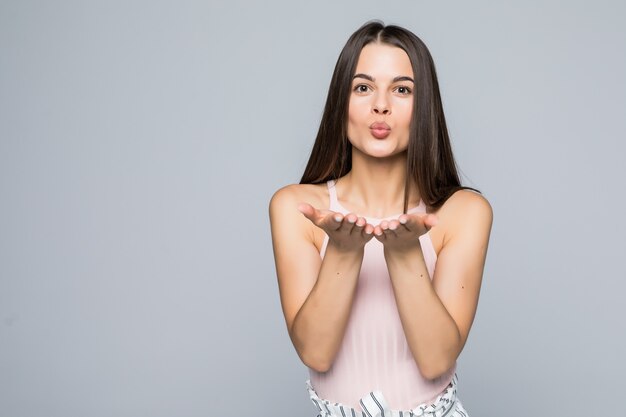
[396,86,412,95]
[354,84,370,93]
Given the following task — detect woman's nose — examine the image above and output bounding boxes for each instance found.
[372,106,390,115]
[372,94,390,115]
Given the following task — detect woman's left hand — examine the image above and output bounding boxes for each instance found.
[373,213,439,254]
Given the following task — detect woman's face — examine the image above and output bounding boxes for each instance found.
[347,42,414,158]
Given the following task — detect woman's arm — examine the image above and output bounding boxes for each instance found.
[380,190,493,379]
[269,185,373,372]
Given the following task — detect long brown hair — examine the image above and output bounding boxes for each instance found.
[299,20,480,210]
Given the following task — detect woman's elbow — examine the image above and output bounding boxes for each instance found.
[419,359,456,380]
[290,325,333,373]
[299,348,333,373]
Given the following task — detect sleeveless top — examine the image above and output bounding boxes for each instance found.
[309,179,456,410]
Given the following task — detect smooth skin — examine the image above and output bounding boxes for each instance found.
[269,42,493,378]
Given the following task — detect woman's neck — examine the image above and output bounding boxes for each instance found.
[337,149,421,218]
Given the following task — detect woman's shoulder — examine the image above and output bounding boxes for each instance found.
[438,188,492,214]
[269,182,330,215]
[268,182,331,253]
[434,188,493,244]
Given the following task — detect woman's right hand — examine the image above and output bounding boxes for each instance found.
[297,202,375,252]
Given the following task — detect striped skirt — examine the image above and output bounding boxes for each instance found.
[306,373,469,417]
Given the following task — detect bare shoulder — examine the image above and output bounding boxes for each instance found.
[435,189,493,244]
[269,182,330,245]
[269,183,326,212]
[437,189,493,218]
[268,182,328,222]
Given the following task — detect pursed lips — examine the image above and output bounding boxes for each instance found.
[369,122,391,139]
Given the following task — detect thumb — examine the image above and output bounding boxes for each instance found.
[297,202,317,220]
[424,213,439,228]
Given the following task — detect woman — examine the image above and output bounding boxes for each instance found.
[269,20,492,417]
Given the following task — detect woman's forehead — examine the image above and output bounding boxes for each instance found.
[354,43,413,79]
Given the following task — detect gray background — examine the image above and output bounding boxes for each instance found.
[1,0,625,416]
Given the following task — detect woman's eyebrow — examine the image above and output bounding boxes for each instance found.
[353,73,375,82]
[353,73,414,83]
[393,76,415,83]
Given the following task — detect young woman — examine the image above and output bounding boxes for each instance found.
[269,20,492,417]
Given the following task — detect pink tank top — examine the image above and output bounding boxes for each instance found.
[310,179,456,410]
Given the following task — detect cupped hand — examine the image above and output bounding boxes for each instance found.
[373,212,439,252]
[297,202,375,251]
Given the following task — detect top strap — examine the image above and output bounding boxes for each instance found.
[326,179,340,211]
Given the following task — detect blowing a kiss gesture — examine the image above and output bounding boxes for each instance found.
[296,203,375,252]
[270,22,492,414]
[297,202,438,254]
[373,213,439,255]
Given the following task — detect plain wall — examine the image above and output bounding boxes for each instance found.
[1,1,625,416]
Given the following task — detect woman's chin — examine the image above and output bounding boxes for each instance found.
[355,144,407,160]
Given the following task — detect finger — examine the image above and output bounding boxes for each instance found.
[328,212,344,230]
[396,215,412,234]
[310,209,343,230]
[297,202,323,226]
[345,212,358,225]
[297,202,314,218]
[398,213,425,232]
[298,203,341,228]
[354,217,374,237]
[383,220,399,238]
[373,225,386,243]
[391,218,413,237]
[343,213,363,235]
[411,213,438,232]
[352,216,366,234]
[355,216,366,228]
[424,213,439,228]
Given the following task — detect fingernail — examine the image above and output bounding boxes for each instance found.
[399,217,407,224]
[334,215,342,222]
[348,217,356,223]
